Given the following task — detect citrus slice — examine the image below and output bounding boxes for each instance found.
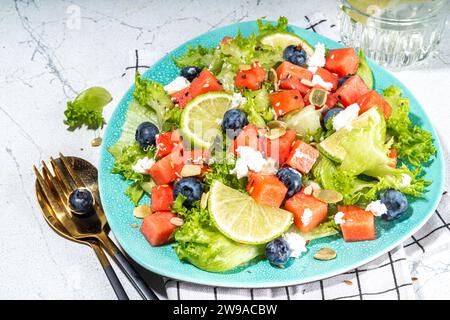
[317,107,383,162]
[180,92,233,148]
[209,181,293,244]
[259,32,314,57]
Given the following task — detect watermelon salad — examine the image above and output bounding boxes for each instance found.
[109,17,436,272]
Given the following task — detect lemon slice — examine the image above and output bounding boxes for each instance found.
[180,92,233,148]
[259,32,314,57]
[209,181,293,244]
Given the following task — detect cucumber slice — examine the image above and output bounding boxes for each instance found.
[282,105,322,137]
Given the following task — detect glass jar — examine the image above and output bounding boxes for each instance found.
[339,0,449,70]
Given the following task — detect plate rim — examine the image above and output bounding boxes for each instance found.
[99,20,446,288]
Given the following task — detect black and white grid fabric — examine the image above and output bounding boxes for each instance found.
[163,13,449,300]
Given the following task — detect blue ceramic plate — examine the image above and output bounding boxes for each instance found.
[99,21,445,288]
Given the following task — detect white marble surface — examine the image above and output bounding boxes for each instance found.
[0,0,449,300]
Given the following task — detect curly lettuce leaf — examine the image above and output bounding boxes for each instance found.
[110,142,155,205]
[172,44,218,69]
[383,85,436,167]
[173,197,263,272]
[242,88,273,128]
[204,152,248,193]
[64,87,112,130]
[256,16,289,35]
[133,73,174,129]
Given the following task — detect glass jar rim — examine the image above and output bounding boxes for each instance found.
[340,0,448,25]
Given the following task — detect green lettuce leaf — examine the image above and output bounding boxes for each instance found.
[204,152,248,193]
[172,45,218,69]
[256,16,289,35]
[242,88,273,127]
[383,85,436,167]
[111,142,155,182]
[133,73,174,129]
[125,182,145,206]
[64,87,112,130]
[173,196,263,272]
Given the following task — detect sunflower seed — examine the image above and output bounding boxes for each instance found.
[181,164,202,177]
[265,127,286,140]
[170,217,184,226]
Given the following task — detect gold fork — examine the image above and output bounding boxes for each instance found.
[33,154,158,300]
[35,179,129,300]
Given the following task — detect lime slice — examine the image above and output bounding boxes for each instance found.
[209,181,293,244]
[259,32,314,57]
[317,107,383,162]
[180,92,233,148]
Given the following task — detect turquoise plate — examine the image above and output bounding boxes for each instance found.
[99,21,445,288]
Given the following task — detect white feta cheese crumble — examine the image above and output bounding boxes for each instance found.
[231,92,247,108]
[334,211,345,225]
[332,103,360,131]
[283,232,307,258]
[401,174,412,187]
[230,146,267,179]
[163,76,190,94]
[366,200,388,217]
[307,42,326,68]
[132,157,155,174]
[311,74,333,91]
[301,208,313,227]
[261,157,278,175]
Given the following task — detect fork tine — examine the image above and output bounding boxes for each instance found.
[41,161,70,209]
[50,157,75,195]
[33,165,66,216]
[59,153,86,188]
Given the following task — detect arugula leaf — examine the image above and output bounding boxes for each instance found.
[383,85,436,167]
[133,73,174,129]
[64,87,112,130]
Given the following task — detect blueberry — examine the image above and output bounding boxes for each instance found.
[276,167,302,198]
[337,75,352,88]
[69,188,94,214]
[173,177,204,207]
[181,66,202,82]
[380,189,408,221]
[222,109,248,138]
[265,238,291,267]
[322,107,344,128]
[135,122,159,150]
[283,45,307,66]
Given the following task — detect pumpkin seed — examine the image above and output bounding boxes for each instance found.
[180,164,202,177]
[91,137,102,147]
[313,189,343,204]
[314,248,337,261]
[200,192,209,209]
[308,88,328,107]
[267,68,278,91]
[133,204,152,219]
[264,127,286,140]
[267,120,287,130]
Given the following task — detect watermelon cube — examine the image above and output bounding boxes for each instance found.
[140,211,178,246]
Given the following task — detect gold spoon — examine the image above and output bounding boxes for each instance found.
[35,181,129,300]
[34,155,158,300]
